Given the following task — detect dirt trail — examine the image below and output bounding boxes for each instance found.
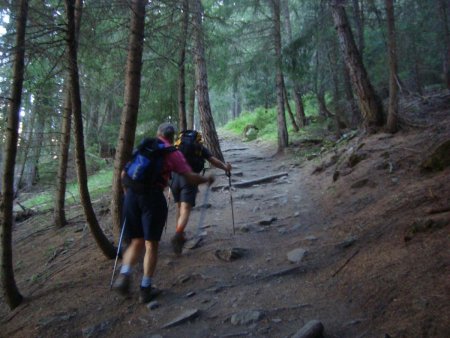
[1,121,449,338]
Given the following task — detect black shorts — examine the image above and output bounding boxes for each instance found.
[170,173,198,206]
[123,189,167,241]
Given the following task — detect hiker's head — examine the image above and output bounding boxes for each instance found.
[157,122,176,143]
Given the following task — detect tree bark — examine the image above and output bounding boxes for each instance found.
[231,79,242,120]
[187,70,196,130]
[282,0,306,130]
[65,0,115,258]
[1,0,28,310]
[55,0,82,228]
[111,0,147,236]
[342,62,361,128]
[26,91,49,188]
[330,0,384,132]
[191,0,224,161]
[293,85,307,128]
[16,96,35,191]
[54,82,72,228]
[283,83,299,132]
[351,0,364,57]
[178,0,189,132]
[272,0,289,152]
[317,90,333,118]
[328,36,348,137]
[439,0,450,89]
[385,0,398,133]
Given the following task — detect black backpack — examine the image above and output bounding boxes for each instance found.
[175,130,205,173]
[122,138,175,192]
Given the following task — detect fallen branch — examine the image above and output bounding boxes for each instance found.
[223,147,248,152]
[427,206,450,214]
[212,172,288,191]
[332,249,360,277]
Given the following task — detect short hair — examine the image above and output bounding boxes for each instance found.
[157,122,176,142]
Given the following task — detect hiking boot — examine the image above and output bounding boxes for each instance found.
[139,286,157,304]
[112,273,130,295]
[171,232,186,256]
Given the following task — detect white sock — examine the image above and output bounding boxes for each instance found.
[120,265,132,275]
[141,276,152,288]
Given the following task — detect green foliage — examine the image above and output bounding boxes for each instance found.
[22,169,113,211]
[224,107,277,140]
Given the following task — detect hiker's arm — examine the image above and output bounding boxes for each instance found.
[183,171,214,186]
[208,156,232,174]
[120,170,128,194]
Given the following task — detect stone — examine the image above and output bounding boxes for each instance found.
[258,217,277,225]
[230,310,263,325]
[82,320,114,337]
[287,248,307,263]
[161,309,200,328]
[146,301,159,310]
[215,248,248,262]
[291,320,324,338]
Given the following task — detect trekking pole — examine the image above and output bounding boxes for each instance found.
[165,187,171,234]
[227,172,236,235]
[110,218,126,290]
[195,185,211,239]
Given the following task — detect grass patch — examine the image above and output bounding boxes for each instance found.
[223,94,323,143]
[21,169,113,212]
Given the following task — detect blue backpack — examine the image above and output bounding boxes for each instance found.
[123,138,175,192]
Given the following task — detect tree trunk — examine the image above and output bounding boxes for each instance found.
[178,0,189,132]
[231,79,241,120]
[330,0,383,132]
[111,0,146,236]
[55,0,82,228]
[283,83,299,132]
[317,90,333,118]
[385,0,398,133]
[342,62,361,128]
[65,0,115,258]
[27,93,49,188]
[191,0,224,161]
[1,0,28,310]
[328,36,348,137]
[16,96,35,191]
[351,0,364,57]
[86,107,99,147]
[272,0,289,152]
[54,82,72,228]
[293,85,307,128]
[282,0,306,130]
[187,70,195,130]
[439,0,450,89]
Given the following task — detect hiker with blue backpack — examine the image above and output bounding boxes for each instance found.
[170,130,232,255]
[112,123,214,303]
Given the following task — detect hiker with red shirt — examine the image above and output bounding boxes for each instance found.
[113,123,214,303]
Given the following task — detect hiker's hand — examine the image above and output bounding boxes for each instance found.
[225,162,232,176]
[207,174,215,186]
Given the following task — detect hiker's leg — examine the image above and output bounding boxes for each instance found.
[113,237,144,293]
[141,190,165,279]
[143,240,159,278]
[175,202,181,229]
[122,238,145,267]
[175,201,192,233]
[140,240,160,303]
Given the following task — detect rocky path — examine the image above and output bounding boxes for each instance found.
[113,132,336,337]
[1,132,363,337]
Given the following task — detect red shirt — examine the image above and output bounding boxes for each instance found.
[159,137,192,187]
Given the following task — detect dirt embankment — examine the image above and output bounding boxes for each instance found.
[1,96,449,337]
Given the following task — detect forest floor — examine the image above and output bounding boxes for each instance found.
[1,92,450,338]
